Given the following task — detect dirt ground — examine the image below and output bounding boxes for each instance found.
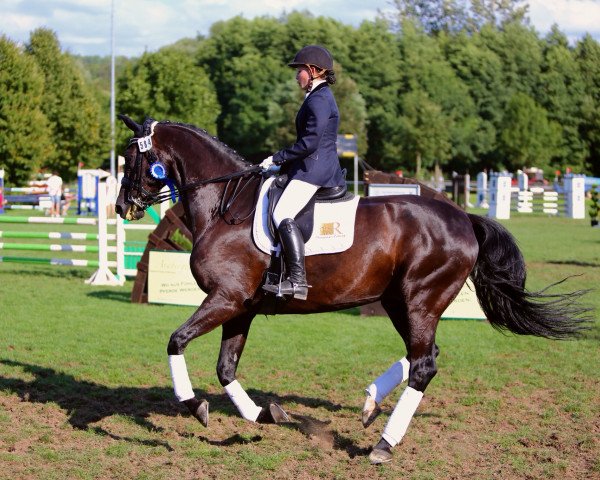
[0,378,598,480]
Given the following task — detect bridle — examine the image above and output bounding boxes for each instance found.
[122,119,264,224]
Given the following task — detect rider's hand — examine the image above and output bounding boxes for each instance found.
[259,156,274,171]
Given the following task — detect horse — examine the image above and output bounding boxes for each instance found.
[115,115,589,464]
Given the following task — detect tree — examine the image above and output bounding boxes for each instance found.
[468,0,529,31]
[395,90,452,177]
[26,28,103,180]
[574,34,600,176]
[0,36,53,184]
[197,16,288,158]
[385,0,529,34]
[385,0,468,34]
[345,19,403,169]
[442,30,505,170]
[397,21,480,174]
[479,21,542,99]
[116,48,220,149]
[498,92,560,170]
[537,26,587,173]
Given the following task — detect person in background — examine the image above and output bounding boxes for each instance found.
[46,171,63,217]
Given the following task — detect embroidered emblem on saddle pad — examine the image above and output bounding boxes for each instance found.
[252,177,360,256]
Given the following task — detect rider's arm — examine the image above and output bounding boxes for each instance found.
[272,95,330,166]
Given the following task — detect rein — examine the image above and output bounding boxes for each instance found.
[122,119,263,224]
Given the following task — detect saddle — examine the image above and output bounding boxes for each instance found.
[267,173,350,243]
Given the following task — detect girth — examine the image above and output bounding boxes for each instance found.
[267,174,350,243]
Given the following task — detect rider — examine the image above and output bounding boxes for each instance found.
[260,45,346,301]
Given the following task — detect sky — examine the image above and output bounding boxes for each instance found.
[1,0,599,57]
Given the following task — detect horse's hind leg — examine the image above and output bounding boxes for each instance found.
[362,298,414,428]
[369,297,445,464]
[217,314,289,424]
[362,301,408,427]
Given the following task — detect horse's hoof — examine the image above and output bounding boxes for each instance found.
[269,403,290,423]
[184,398,209,427]
[256,403,290,424]
[369,447,393,465]
[369,438,393,465]
[362,395,382,428]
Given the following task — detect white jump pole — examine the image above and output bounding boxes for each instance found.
[116,172,126,281]
[86,181,123,286]
[488,173,512,220]
[476,171,488,208]
[564,174,586,219]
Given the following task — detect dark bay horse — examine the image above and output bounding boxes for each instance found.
[115,116,589,464]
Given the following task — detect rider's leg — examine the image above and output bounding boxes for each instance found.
[263,180,318,300]
[271,179,319,229]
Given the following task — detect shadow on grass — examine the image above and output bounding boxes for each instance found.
[86,290,134,303]
[0,267,91,280]
[548,259,600,268]
[0,359,356,452]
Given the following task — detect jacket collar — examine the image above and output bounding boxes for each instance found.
[305,80,328,98]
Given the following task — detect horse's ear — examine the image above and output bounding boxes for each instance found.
[118,114,143,136]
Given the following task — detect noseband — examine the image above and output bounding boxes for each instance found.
[122,119,263,223]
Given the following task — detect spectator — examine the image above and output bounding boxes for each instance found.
[46,171,63,217]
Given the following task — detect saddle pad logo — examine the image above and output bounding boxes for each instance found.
[319,222,343,237]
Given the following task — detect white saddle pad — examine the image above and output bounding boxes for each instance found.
[252,177,360,256]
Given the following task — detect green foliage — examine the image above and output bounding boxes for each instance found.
[345,19,402,167]
[26,28,103,180]
[499,92,560,170]
[396,90,452,176]
[537,26,588,173]
[333,66,369,157]
[386,0,529,34]
[395,21,479,174]
[2,5,600,179]
[575,35,600,177]
[116,48,220,150]
[589,185,599,220]
[0,36,53,184]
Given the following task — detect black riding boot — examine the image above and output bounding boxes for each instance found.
[263,218,309,300]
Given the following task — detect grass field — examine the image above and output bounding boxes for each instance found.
[0,208,599,479]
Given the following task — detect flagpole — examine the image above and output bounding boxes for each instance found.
[109,0,116,177]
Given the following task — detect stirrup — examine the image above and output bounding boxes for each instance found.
[263,279,308,300]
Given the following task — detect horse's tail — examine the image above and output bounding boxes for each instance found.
[468,214,591,339]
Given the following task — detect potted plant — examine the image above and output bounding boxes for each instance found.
[589,184,599,227]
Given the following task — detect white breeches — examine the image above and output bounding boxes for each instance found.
[272,179,319,228]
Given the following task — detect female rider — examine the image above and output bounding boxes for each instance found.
[260,45,346,301]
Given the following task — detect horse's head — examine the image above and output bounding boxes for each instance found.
[115,114,173,221]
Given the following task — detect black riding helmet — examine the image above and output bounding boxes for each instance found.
[288,45,334,70]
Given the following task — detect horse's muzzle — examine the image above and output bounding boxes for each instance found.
[115,202,145,221]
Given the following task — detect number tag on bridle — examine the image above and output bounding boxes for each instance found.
[137,135,153,152]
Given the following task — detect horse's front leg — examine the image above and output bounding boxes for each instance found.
[217,315,290,424]
[166,292,243,427]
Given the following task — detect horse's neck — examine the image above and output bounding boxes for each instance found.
[168,126,248,238]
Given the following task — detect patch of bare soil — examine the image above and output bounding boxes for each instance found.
[0,381,598,480]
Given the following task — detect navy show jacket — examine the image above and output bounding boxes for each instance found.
[273,82,346,188]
